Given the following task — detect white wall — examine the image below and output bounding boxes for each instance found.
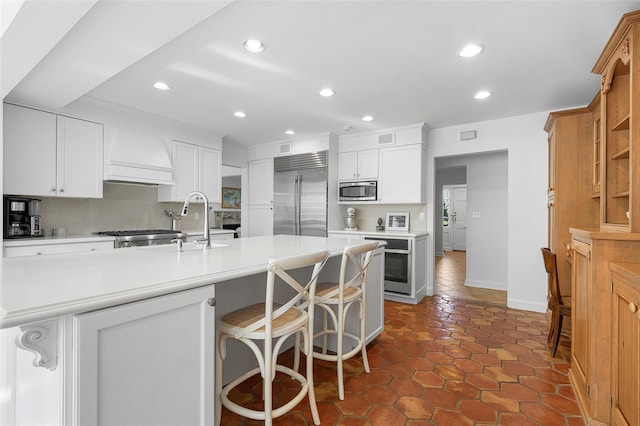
[427,112,549,312]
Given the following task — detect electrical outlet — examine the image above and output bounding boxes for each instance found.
[194,212,200,220]
[419,212,425,220]
[472,212,480,218]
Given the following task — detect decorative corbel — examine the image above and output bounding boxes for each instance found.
[15,319,58,370]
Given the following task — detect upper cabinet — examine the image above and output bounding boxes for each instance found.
[158,140,221,203]
[379,144,426,204]
[592,12,640,232]
[3,103,103,198]
[338,149,378,180]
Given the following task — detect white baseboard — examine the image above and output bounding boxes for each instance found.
[507,298,546,313]
[464,279,507,291]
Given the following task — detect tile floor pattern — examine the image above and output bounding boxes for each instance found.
[434,251,508,306]
[219,295,581,425]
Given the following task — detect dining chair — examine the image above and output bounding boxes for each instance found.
[215,249,330,426]
[311,241,380,400]
[541,247,572,357]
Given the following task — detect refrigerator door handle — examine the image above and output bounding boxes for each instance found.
[294,174,300,235]
[297,173,303,235]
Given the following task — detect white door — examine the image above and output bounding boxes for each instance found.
[452,186,467,251]
[442,188,452,251]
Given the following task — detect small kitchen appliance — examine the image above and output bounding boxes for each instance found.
[345,207,358,230]
[3,196,43,238]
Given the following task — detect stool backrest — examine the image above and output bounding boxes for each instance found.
[320,241,380,302]
[541,247,565,306]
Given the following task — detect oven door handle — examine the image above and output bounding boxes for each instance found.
[384,249,411,254]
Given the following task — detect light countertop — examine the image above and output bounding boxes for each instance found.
[0,235,359,329]
[328,229,428,238]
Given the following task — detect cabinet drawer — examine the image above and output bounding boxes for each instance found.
[4,241,114,257]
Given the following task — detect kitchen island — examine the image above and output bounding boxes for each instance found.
[0,235,384,426]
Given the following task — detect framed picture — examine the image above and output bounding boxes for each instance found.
[385,212,409,231]
[222,187,241,209]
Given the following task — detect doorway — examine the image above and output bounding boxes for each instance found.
[442,185,467,252]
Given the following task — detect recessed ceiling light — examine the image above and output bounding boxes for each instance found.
[153,81,171,91]
[361,115,374,122]
[284,130,295,135]
[458,43,485,58]
[243,39,265,53]
[474,90,492,100]
[233,111,247,118]
[319,88,335,97]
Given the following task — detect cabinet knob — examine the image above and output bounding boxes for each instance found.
[59,188,64,193]
[51,188,56,192]
[207,298,216,307]
[629,302,638,313]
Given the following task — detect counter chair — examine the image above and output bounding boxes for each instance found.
[311,241,380,400]
[215,249,329,426]
[541,247,572,358]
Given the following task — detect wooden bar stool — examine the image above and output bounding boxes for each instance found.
[215,250,330,426]
[312,241,380,400]
[541,247,572,357]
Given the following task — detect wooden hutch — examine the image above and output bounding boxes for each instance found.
[546,10,640,426]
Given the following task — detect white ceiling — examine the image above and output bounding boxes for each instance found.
[3,0,640,147]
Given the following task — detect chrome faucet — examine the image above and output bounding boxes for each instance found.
[181,191,210,249]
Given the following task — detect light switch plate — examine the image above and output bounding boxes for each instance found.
[419,212,425,220]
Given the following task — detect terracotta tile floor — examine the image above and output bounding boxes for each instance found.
[435,251,507,306]
[220,286,581,425]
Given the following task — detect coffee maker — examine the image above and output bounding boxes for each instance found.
[3,196,43,238]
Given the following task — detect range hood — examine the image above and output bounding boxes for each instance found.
[104,126,174,185]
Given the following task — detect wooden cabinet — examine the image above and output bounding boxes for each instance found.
[610,262,640,426]
[338,149,378,180]
[379,144,425,203]
[544,105,599,298]
[248,158,274,236]
[592,96,602,198]
[158,141,221,203]
[592,12,640,232]
[74,285,216,425]
[4,103,104,198]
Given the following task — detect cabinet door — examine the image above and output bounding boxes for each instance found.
[4,240,114,257]
[570,239,590,407]
[57,116,103,198]
[357,149,379,179]
[379,144,423,203]
[199,147,222,203]
[74,285,216,426]
[3,104,57,197]
[338,152,359,180]
[611,274,640,426]
[248,158,274,205]
[248,204,273,237]
[172,141,199,201]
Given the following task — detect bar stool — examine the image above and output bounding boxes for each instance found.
[215,250,329,426]
[312,241,380,400]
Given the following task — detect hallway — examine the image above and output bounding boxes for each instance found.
[435,251,507,306]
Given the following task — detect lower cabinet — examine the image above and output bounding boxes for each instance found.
[248,204,274,237]
[3,240,114,257]
[74,285,216,426]
[610,262,640,426]
[570,237,590,414]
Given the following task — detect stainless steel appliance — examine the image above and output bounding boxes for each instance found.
[94,229,187,248]
[364,236,411,295]
[3,196,43,238]
[273,151,328,237]
[345,207,358,230]
[339,181,377,202]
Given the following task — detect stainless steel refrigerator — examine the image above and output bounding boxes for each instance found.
[273,151,328,237]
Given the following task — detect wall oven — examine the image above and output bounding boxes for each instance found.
[364,236,411,295]
[339,181,377,202]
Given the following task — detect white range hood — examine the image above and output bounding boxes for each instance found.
[104,126,174,185]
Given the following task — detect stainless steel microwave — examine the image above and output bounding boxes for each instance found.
[339,181,378,201]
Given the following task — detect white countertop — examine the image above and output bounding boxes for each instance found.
[3,235,116,247]
[328,229,428,238]
[0,235,356,329]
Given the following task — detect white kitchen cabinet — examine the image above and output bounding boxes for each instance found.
[379,144,425,204]
[248,158,274,205]
[248,158,274,236]
[158,141,221,203]
[3,104,104,198]
[74,285,216,426]
[338,149,378,180]
[4,240,114,257]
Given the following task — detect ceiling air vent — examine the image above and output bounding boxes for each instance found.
[377,133,395,146]
[279,143,292,155]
